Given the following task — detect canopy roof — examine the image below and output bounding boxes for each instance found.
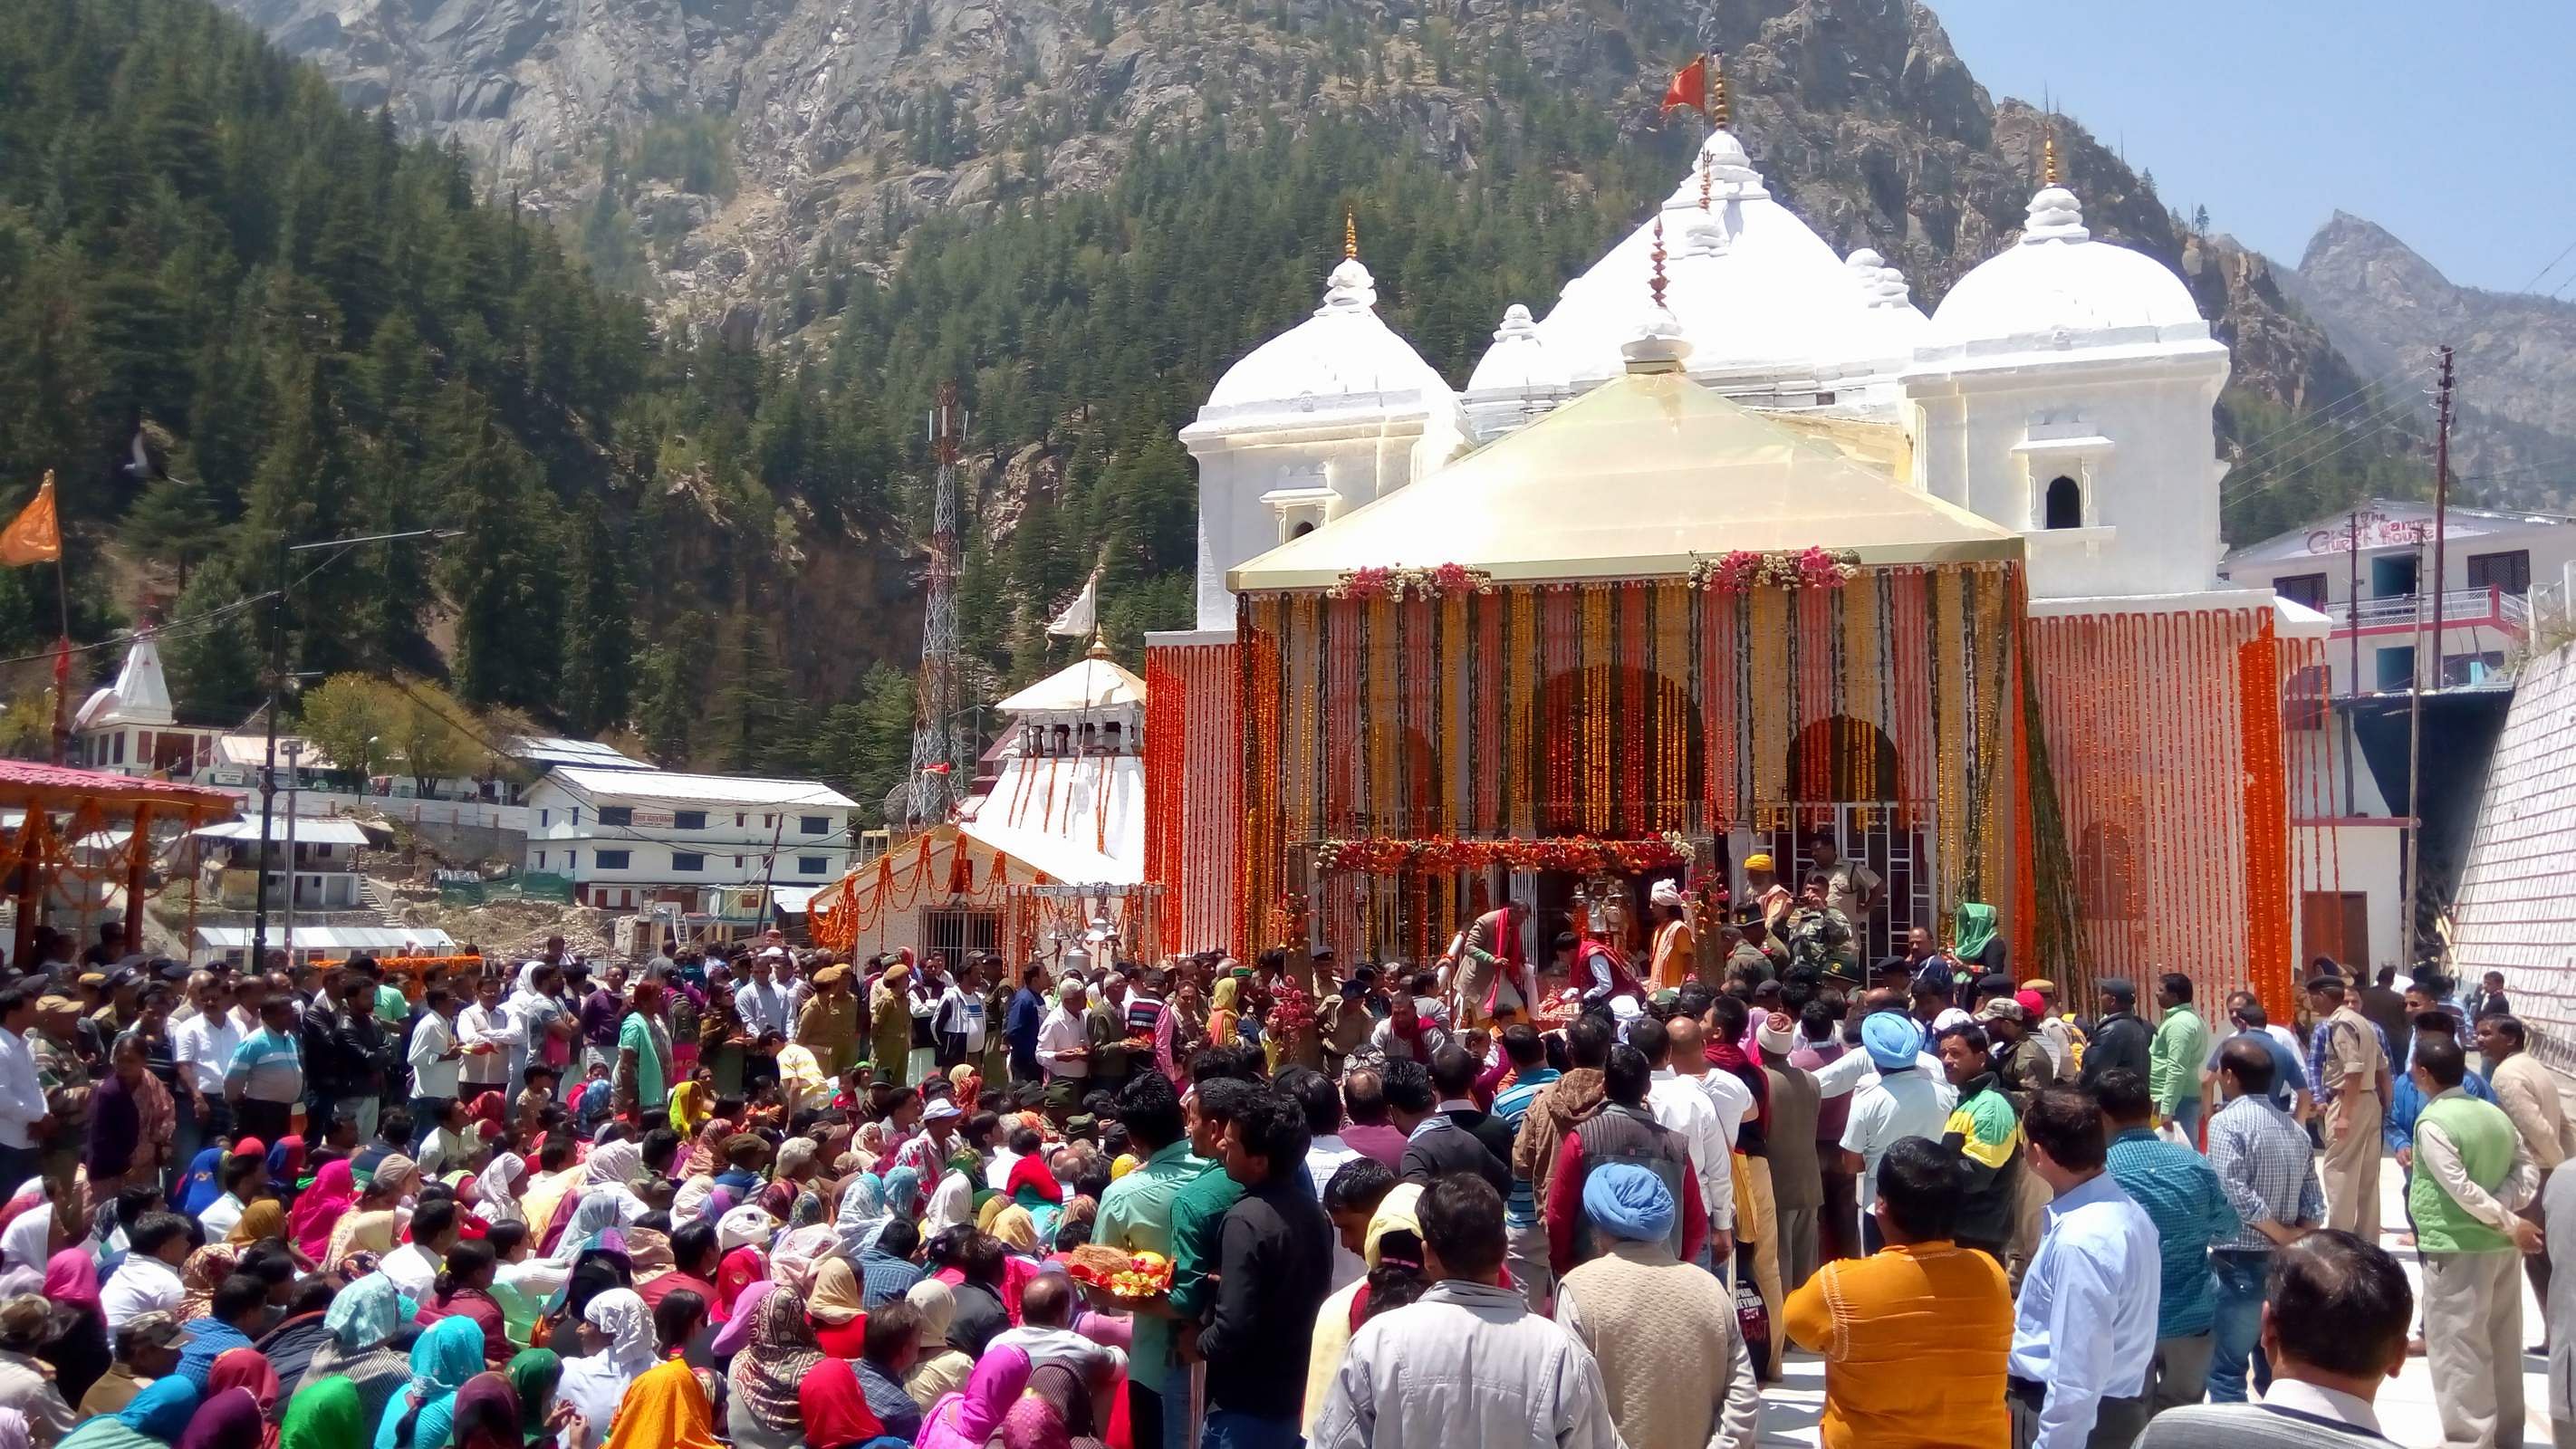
[1229,368,2020,591]
[0,761,236,818]
[193,817,375,845]
[995,651,1147,715]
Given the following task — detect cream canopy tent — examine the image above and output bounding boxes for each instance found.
[1228,367,2019,592]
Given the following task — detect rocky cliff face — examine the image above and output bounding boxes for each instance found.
[217,0,2361,424]
[2284,212,2576,506]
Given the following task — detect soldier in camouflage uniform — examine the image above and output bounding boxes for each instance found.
[1783,878,1857,976]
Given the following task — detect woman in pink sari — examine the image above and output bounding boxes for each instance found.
[289,1160,356,1263]
[916,1344,1031,1449]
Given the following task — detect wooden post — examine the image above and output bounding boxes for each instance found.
[11,814,45,968]
[122,802,152,949]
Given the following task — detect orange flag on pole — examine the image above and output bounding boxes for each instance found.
[1660,54,1708,117]
[0,474,62,566]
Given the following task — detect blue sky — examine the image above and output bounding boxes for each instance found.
[1929,1,2576,296]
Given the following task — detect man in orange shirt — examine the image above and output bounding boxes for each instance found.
[1782,1136,2013,1448]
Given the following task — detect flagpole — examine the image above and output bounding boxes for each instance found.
[49,479,70,766]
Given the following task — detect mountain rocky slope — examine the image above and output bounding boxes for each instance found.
[218,0,2363,417]
[2283,212,2576,510]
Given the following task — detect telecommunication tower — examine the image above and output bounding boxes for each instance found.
[904,382,967,828]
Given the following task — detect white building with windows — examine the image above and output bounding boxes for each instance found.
[2218,500,2576,971]
[520,766,858,911]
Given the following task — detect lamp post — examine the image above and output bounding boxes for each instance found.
[250,527,458,970]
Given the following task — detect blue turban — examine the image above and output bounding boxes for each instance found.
[1861,1011,1924,1070]
[1581,1163,1676,1245]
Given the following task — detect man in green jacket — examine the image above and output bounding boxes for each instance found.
[2410,1033,2542,1449]
[2148,973,2213,1144]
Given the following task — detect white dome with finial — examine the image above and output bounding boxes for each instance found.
[1198,254,1456,426]
[1919,180,2209,361]
[1465,303,1564,395]
[1528,125,1877,387]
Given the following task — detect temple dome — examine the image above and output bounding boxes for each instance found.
[1920,184,2209,360]
[1527,128,1870,385]
[1198,257,1456,426]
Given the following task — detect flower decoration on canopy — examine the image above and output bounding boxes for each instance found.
[1327,563,1496,601]
[1688,547,1861,593]
[1312,831,1695,876]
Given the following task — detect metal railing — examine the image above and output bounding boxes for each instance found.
[2334,587,2530,635]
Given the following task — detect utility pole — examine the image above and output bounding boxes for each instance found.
[280,740,302,967]
[2401,347,2456,974]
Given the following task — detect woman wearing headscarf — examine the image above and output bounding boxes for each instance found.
[224,1202,290,1254]
[675,1118,728,1184]
[325,1162,413,1277]
[796,1358,884,1449]
[470,1156,527,1229]
[204,1349,280,1449]
[722,1288,821,1449]
[58,1377,196,1449]
[595,1359,716,1449]
[0,1214,49,1300]
[804,1258,869,1358]
[277,1378,360,1449]
[879,1165,922,1228]
[999,1358,1102,1449]
[764,1224,835,1298]
[831,1173,889,1257]
[921,1169,976,1239]
[174,1387,264,1449]
[549,1291,652,1449]
[262,1138,306,1201]
[173,1245,238,1326]
[373,1316,485,1449]
[900,1279,974,1411]
[445,1374,519,1449]
[43,1248,110,1406]
[288,1161,356,1265]
[1203,976,1241,1052]
[704,1281,771,1365]
[306,1275,418,1428]
[503,1350,560,1448]
[914,1343,1030,1449]
[173,1151,226,1219]
[711,1243,764,1326]
[1302,1181,1422,1433]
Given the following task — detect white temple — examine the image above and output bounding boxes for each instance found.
[956,638,1148,888]
[1179,127,2244,619]
[1148,111,2338,990]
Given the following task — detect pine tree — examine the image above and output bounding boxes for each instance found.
[162,561,264,722]
[561,498,634,735]
[431,383,555,709]
[124,474,218,588]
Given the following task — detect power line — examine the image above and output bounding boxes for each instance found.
[2229,359,2434,458]
[2222,392,2427,506]
[2516,235,2576,295]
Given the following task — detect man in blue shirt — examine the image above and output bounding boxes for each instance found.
[2196,993,2309,1121]
[1488,1023,1561,1309]
[1005,962,1049,1086]
[2099,1069,2239,1417]
[2010,1085,2162,1449]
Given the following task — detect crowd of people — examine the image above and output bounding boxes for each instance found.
[0,900,2562,1449]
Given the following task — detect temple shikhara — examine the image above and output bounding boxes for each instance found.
[1139,116,2341,1014]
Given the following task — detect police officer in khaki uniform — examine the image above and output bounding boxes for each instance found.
[2307,973,2393,1239]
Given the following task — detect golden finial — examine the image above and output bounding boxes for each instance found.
[2043,125,2059,186]
[1699,146,1712,210]
[1711,51,1730,130]
[1344,207,1358,261]
[1087,627,1109,661]
[1649,213,1668,311]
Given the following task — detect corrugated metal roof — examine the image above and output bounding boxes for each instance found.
[545,767,858,810]
[509,736,656,770]
[192,818,375,845]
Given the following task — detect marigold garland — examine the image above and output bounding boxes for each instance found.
[1328,563,1496,601]
[1311,830,1696,876]
[1689,546,1861,593]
